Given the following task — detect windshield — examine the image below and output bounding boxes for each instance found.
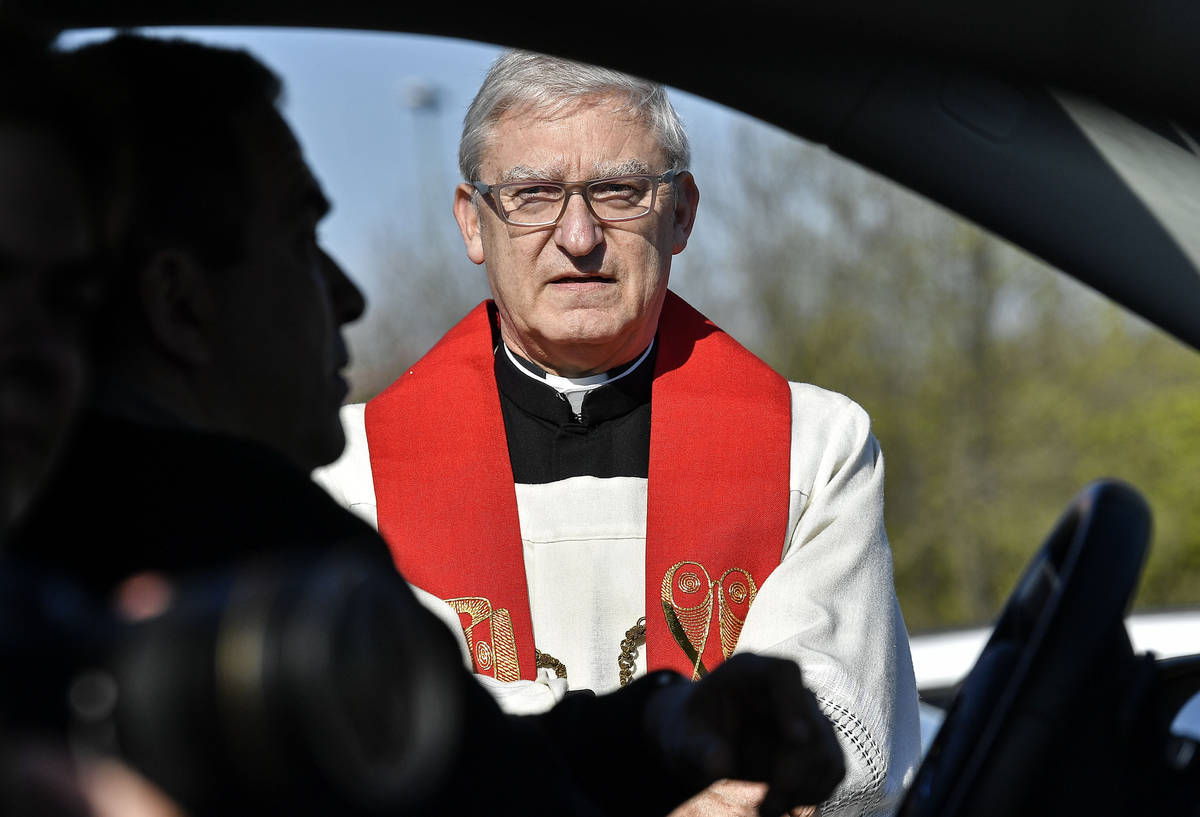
[57,25,1200,635]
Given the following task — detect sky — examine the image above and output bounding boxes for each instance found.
[56,26,764,299]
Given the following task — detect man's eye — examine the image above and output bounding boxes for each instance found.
[511,184,562,200]
[590,180,646,199]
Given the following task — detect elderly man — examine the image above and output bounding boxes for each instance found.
[319,50,921,815]
[9,33,846,817]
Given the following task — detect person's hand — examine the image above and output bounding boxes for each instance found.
[667,780,819,817]
[77,756,188,817]
[1,739,186,817]
[647,654,844,817]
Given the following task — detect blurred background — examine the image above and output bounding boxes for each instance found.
[59,26,1200,634]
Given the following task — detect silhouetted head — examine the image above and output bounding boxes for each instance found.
[63,34,366,472]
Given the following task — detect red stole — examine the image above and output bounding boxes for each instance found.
[366,291,791,682]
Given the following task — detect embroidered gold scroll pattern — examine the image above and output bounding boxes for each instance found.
[660,561,759,680]
[445,596,521,682]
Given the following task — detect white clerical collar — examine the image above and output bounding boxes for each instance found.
[502,340,655,414]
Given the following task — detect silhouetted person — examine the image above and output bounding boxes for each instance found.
[0,27,176,817]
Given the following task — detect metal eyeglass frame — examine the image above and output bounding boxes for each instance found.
[470,169,681,227]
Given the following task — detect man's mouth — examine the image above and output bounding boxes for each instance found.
[549,274,613,285]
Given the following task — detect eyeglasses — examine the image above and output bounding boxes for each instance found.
[471,170,680,227]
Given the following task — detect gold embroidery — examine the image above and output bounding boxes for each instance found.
[717,568,758,659]
[617,617,646,687]
[661,561,713,680]
[535,649,567,679]
[446,596,521,682]
[475,640,494,671]
[488,606,519,681]
[660,561,759,678]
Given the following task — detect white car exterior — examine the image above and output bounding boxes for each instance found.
[911,609,1200,752]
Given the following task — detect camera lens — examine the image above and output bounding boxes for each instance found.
[105,551,465,816]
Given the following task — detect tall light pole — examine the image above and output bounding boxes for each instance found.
[399,77,450,245]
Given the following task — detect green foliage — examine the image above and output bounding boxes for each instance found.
[353,114,1200,635]
[673,123,1200,632]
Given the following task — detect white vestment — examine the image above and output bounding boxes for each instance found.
[315,382,921,816]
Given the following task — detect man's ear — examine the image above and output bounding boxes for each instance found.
[671,171,701,255]
[139,250,218,367]
[453,183,487,265]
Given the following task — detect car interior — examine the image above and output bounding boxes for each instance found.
[6,1,1200,813]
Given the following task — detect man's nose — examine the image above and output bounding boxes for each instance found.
[321,250,366,324]
[553,191,604,257]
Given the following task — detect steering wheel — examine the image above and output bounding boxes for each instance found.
[897,479,1153,817]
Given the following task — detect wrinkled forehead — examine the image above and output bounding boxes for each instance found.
[483,94,666,180]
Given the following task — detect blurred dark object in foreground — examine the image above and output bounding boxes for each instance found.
[0,550,468,816]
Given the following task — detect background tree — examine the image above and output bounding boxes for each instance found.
[349,115,1200,633]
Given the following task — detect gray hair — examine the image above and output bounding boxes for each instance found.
[458,49,691,182]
